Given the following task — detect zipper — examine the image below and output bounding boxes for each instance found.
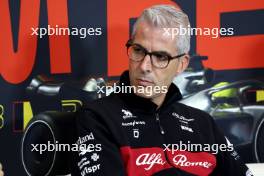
[155,112,176,169]
[155,113,165,135]
[155,113,176,169]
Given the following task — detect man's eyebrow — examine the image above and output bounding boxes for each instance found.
[132,42,172,56]
[131,43,145,49]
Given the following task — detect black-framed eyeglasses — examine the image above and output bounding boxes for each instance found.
[126,40,185,69]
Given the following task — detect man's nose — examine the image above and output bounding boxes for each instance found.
[139,54,152,72]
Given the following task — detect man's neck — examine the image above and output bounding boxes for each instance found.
[151,93,166,109]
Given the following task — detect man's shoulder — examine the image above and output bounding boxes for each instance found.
[86,93,121,109]
[79,93,123,121]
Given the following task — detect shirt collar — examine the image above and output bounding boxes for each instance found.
[116,70,182,113]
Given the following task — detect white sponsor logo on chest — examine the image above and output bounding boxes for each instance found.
[122,109,137,119]
[136,153,166,170]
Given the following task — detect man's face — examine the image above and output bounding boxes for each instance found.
[129,22,189,99]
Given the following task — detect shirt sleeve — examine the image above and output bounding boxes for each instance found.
[210,118,254,176]
[72,109,126,176]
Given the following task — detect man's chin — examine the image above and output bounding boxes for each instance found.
[134,92,156,99]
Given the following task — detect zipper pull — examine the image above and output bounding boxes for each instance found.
[155,113,165,135]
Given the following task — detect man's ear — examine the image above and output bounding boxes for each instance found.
[176,54,190,74]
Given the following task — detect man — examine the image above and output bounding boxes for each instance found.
[73,5,252,176]
[0,163,3,176]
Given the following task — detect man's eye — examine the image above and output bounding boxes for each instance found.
[133,47,144,53]
[154,54,168,61]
